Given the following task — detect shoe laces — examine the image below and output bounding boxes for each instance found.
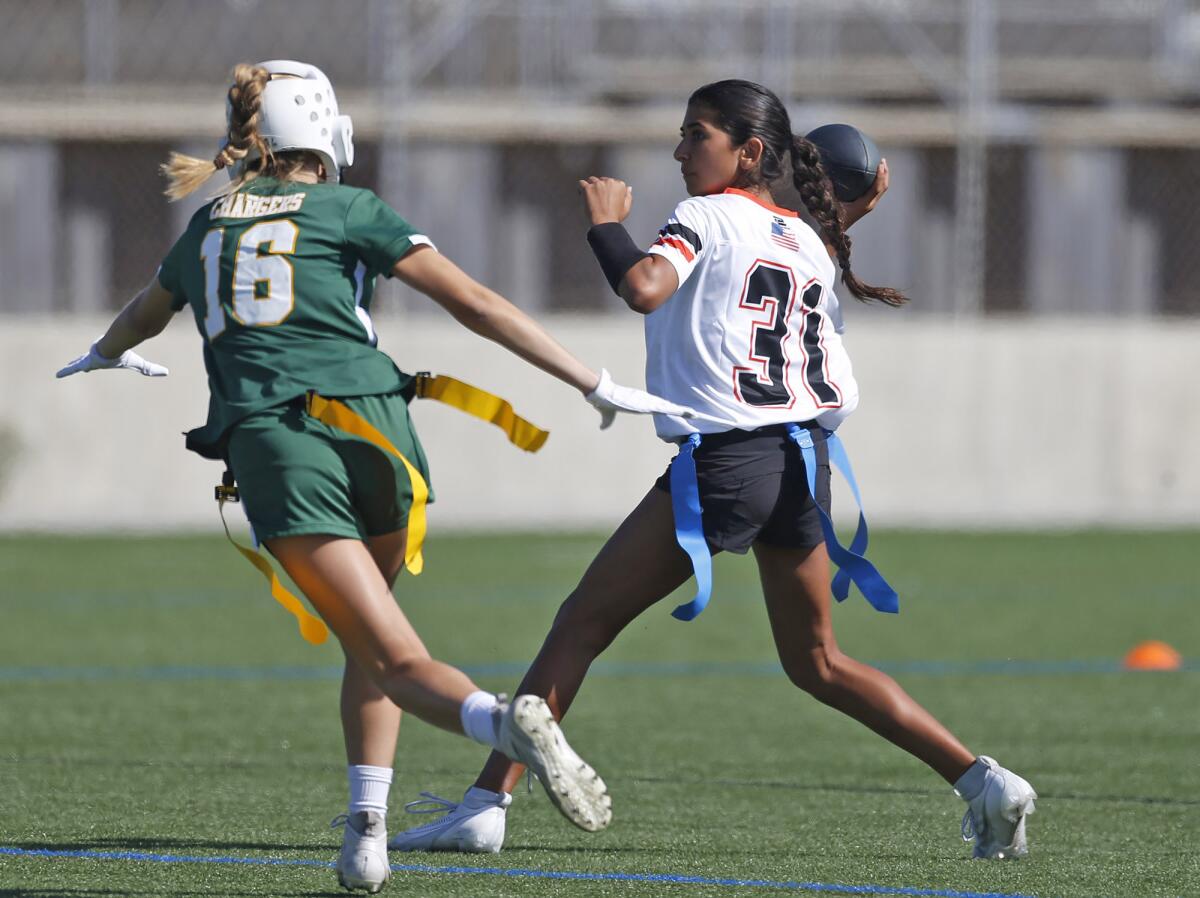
[961,804,991,845]
[960,809,976,843]
[330,813,350,830]
[402,792,458,817]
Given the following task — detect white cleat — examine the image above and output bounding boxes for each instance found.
[497,694,612,833]
[333,811,390,893]
[958,756,1037,859]
[389,787,511,853]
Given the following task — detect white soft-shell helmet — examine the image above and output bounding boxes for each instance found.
[230,59,354,181]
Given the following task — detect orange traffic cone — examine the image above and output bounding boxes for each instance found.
[1123,640,1183,671]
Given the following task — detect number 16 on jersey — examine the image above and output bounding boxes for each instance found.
[199,220,299,339]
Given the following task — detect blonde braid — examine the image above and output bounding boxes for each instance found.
[160,63,272,201]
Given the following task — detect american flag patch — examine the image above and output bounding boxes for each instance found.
[770,216,800,251]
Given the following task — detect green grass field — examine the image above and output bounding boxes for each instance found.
[0,530,1197,898]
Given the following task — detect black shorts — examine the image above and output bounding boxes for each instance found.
[653,423,831,555]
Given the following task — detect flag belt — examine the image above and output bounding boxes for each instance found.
[217,373,550,645]
[666,423,899,622]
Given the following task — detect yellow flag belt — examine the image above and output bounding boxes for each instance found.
[218,373,550,645]
[414,372,549,453]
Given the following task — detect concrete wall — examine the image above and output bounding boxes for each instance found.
[1,314,1197,534]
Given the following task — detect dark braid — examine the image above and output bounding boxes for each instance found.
[689,79,908,307]
[791,136,907,307]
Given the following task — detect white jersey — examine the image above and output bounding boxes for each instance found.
[644,188,859,441]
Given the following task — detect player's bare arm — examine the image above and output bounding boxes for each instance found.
[393,244,692,427]
[55,277,175,378]
[578,176,678,314]
[95,278,179,358]
[619,257,678,314]
[392,245,600,395]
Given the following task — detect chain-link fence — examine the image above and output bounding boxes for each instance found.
[3,0,1200,316]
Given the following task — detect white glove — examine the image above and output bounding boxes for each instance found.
[56,341,169,379]
[584,368,696,430]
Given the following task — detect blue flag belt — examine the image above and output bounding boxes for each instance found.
[784,424,899,614]
[667,425,899,621]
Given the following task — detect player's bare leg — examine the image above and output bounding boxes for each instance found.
[475,487,697,794]
[392,489,692,853]
[339,529,408,768]
[268,531,465,893]
[268,534,477,733]
[753,539,975,784]
[755,539,1038,857]
[334,646,399,891]
[339,650,400,762]
[329,530,410,889]
[269,534,613,843]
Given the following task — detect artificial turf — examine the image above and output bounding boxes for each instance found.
[0,530,1196,897]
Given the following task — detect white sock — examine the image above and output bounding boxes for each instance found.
[348,764,393,816]
[463,785,511,808]
[459,691,501,748]
[953,758,989,801]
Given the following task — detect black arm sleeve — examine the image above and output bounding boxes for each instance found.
[586,223,649,295]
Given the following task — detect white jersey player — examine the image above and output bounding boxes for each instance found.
[644,188,858,440]
[390,78,1037,864]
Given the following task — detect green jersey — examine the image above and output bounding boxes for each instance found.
[157,177,430,458]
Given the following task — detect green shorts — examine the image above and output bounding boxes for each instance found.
[226,391,433,543]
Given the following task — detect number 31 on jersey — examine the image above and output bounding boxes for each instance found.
[199,220,299,339]
[733,260,840,409]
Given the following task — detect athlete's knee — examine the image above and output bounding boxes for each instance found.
[548,589,621,655]
[782,644,845,700]
[372,648,433,689]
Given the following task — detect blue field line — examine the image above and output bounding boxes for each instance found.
[0,657,1193,683]
[0,846,1039,898]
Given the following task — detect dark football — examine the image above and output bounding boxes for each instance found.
[803,123,881,203]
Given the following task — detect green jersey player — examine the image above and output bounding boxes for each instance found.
[56,60,691,894]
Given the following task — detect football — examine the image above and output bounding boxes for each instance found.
[803,123,881,203]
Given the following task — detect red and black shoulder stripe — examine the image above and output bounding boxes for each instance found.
[652,222,702,261]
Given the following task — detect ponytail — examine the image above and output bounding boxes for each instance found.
[160,63,273,201]
[790,136,908,307]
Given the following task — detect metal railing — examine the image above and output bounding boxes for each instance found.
[2,0,1200,316]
